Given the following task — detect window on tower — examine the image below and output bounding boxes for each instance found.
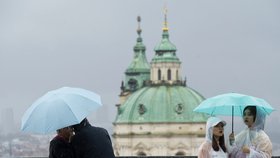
[128,79,138,91]
[168,69,171,80]
[158,69,161,80]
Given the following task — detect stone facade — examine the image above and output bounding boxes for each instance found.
[113,123,205,156]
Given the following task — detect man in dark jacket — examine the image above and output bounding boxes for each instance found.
[49,126,75,158]
[71,118,115,158]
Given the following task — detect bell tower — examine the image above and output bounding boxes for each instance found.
[119,16,150,104]
[150,9,185,86]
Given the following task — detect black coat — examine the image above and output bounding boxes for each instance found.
[49,135,75,158]
[71,123,115,158]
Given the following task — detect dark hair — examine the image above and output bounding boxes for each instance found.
[212,134,227,152]
[243,106,256,122]
[72,118,89,132]
[56,129,61,133]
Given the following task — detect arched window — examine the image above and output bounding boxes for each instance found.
[158,69,161,80]
[175,151,186,156]
[167,69,171,80]
[137,151,146,156]
[176,70,179,80]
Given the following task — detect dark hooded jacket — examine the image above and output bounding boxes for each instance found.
[71,119,115,158]
[49,135,75,158]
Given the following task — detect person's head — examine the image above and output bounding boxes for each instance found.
[72,118,90,132]
[213,122,225,137]
[56,126,73,140]
[243,106,256,127]
[243,105,266,130]
[205,117,227,152]
[206,117,226,140]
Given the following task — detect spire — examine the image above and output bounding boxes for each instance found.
[162,7,168,31]
[137,16,142,36]
[154,8,177,53]
[134,16,145,52]
[124,16,150,92]
[128,16,149,70]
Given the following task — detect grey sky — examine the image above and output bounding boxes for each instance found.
[1,0,280,154]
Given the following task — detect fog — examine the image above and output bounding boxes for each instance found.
[0,0,280,155]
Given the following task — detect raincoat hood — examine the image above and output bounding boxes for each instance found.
[205,117,226,142]
[251,106,266,131]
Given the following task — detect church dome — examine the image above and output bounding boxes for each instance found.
[115,86,208,123]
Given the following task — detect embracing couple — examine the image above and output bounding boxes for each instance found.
[48,118,115,158]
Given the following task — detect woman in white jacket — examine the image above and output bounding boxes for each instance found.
[198,117,228,158]
[228,106,272,158]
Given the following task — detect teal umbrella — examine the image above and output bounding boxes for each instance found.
[193,92,275,132]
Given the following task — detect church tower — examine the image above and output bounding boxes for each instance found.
[119,16,150,105]
[113,12,208,156]
[150,9,183,85]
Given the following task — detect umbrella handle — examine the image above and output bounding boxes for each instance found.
[232,106,234,133]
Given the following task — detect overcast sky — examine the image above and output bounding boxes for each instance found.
[1,0,280,155]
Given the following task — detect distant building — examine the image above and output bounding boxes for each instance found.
[113,14,208,156]
[0,107,16,135]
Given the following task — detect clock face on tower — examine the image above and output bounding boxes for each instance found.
[128,79,138,91]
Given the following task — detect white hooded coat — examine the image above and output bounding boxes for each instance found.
[228,106,272,158]
[198,117,228,158]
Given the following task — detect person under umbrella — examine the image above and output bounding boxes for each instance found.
[193,92,275,134]
[198,117,228,158]
[228,106,272,158]
[20,87,104,158]
[21,87,103,134]
[49,126,75,158]
[71,118,115,158]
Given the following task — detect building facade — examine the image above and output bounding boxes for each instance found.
[113,14,208,156]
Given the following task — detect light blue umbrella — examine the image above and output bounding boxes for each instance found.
[21,87,103,134]
[193,92,275,132]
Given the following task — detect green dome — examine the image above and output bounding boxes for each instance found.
[115,86,208,123]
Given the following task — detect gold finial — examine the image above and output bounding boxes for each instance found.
[137,16,142,35]
[163,6,169,31]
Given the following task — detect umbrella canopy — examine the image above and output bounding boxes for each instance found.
[21,87,102,134]
[193,92,275,132]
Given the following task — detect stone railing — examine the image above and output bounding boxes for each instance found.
[15,157,195,158]
[14,156,280,158]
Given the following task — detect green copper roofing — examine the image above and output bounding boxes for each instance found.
[124,16,150,91]
[152,13,180,64]
[126,16,150,73]
[154,30,177,52]
[115,86,208,123]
